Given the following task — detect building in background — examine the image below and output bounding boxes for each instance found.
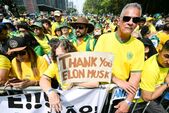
[68,1,73,8]
[14,0,68,14]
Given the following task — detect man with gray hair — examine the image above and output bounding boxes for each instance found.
[95,3,144,113]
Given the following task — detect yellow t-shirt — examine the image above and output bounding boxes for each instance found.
[51,22,63,36]
[148,24,156,34]
[72,35,95,52]
[156,31,169,51]
[110,23,117,32]
[34,35,51,54]
[11,56,48,81]
[140,54,169,92]
[0,55,11,70]
[43,62,70,90]
[94,32,145,80]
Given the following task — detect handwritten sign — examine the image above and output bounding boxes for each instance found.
[57,52,114,84]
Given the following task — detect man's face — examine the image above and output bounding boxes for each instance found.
[118,7,141,36]
[55,16,62,22]
[75,24,88,38]
[158,49,169,68]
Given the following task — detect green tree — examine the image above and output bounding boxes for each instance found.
[83,0,134,15]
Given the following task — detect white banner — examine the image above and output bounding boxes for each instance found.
[57,52,114,84]
[0,87,108,113]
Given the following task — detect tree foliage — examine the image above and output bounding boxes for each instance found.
[83,0,134,15]
[83,0,169,15]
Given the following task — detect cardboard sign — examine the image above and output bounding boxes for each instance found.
[57,52,114,84]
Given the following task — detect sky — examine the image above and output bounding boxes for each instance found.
[71,0,85,14]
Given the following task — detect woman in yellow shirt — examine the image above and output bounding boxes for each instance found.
[6,36,48,89]
[0,54,11,86]
[40,39,99,112]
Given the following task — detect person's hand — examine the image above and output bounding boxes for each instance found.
[114,100,130,113]
[48,91,62,112]
[8,79,32,89]
[117,80,137,95]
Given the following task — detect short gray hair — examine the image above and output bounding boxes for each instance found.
[120,3,142,17]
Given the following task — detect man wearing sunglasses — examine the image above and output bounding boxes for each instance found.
[70,17,95,51]
[95,3,144,113]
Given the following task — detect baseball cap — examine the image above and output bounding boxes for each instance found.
[7,37,27,54]
[54,10,61,16]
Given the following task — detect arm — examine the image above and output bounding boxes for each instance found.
[142,84,168,101]
[113,72,141,113]
[39,75,61,112]
[0,69,10,86]
[142,74,169,101]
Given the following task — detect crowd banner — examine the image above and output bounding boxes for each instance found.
[0,87,110,113]
[111,87,141,101]
[57,52,114,84]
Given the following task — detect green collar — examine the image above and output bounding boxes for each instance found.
[115,32,131,43]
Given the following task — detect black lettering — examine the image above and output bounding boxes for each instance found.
[34,92,42,109]
[8,97,23,108]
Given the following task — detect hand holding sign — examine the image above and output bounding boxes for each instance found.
[57,52,114,85]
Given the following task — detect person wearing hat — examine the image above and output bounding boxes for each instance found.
[69,16,95,51]
[145,17,157,35]
[94,3,144,113]
[156,23,169,52]
[58,22,75,41]
[94,23,102,38]
[92,23,103,50]
[14,22,45,56]
[51,10,64,36]
[6,36,48,89]
[54,25,62,37]
[31,21,52,55]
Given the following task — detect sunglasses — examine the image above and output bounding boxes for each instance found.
[12,50,27,56]
[122,16,140,23]
[74,25,86,30]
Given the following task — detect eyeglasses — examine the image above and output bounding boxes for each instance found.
[12,50,27,57]
[74,25,86,30]
[122,16,140,24]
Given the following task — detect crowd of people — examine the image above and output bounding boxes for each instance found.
[0,2,169,113]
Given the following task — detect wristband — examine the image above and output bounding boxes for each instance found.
[46,88,55,95]
[124,99,132,107]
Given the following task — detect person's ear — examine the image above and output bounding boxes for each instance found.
[117,17,120,26]
[145,46,150,53]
